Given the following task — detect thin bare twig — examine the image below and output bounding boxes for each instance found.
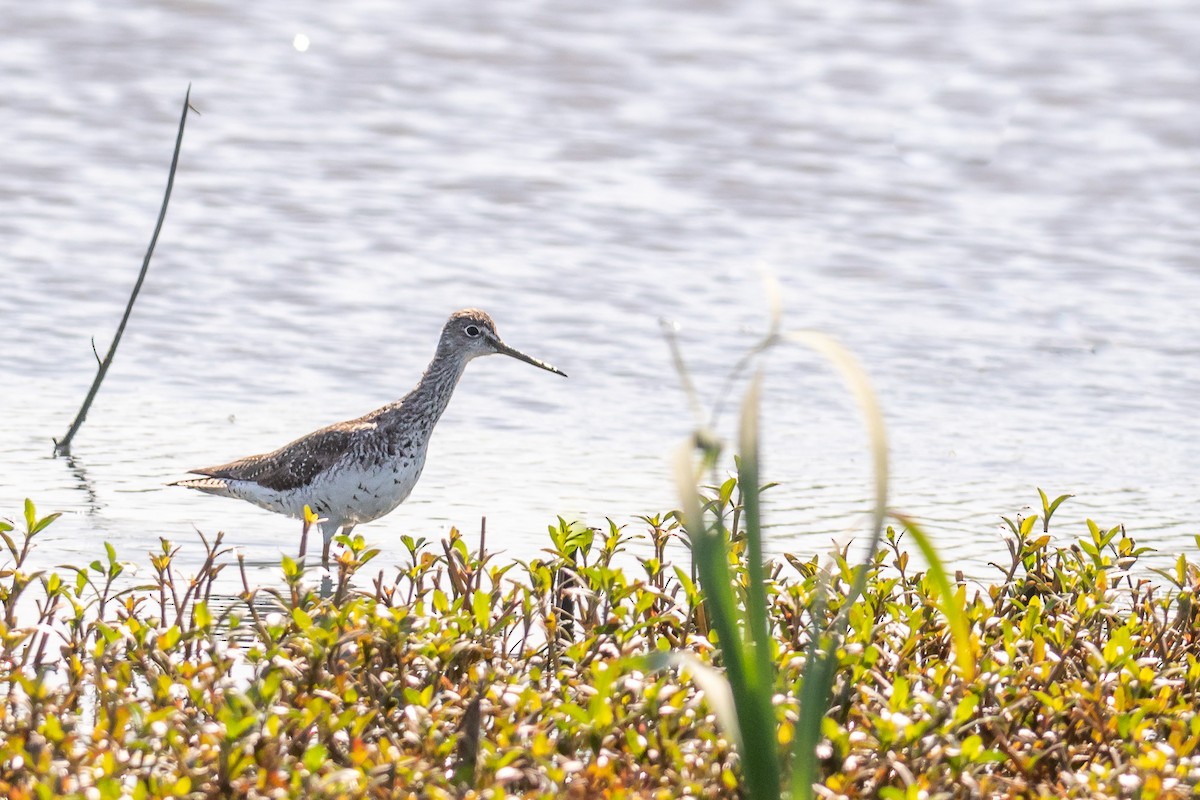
[54,85,195,455]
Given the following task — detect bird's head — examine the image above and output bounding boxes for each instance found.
[438,308,567,377]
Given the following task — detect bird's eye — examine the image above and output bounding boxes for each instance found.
[464,325,481,338]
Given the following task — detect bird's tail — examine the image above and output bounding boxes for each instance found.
[170,477,236,497]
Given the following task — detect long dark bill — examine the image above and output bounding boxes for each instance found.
[494,339,567,377]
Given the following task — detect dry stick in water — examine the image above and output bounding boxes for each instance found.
[53,85,196,455]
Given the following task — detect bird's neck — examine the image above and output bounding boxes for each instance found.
[394,350,470,428]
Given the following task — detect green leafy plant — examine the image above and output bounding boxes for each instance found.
[0,494,1197,798]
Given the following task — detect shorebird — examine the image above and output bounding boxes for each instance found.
[173,309,565,565]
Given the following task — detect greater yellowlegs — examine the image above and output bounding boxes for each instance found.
[173,309,565,564]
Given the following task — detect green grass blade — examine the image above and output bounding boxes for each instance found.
[733,372,785,798]
[790,638,835,799]
[788,571,833,800]
[673,442,748,693]
[893,513,976,681]
[674,440,781,799]
[738,371,774,692]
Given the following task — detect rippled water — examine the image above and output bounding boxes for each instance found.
[2,0,1198,588]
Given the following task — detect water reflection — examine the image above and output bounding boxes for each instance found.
[62,453,101,517]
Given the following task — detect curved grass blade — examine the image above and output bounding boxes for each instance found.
[782,331,890,800]
[782,331,888,550]
[660,319,706,427]
[641,651,741,753]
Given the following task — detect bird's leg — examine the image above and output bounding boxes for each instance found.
[319,519,342,568]
[321,522,357,567]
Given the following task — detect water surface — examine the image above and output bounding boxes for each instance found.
[2,0,1198,588]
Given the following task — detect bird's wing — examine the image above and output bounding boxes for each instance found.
[190,420,376,492]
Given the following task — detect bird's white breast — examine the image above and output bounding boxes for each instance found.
[305,451,426,525]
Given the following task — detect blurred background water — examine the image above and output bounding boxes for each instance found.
[2,0,1198,588]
